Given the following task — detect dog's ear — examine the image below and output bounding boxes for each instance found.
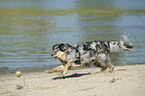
[52,44,59,51]
[59,43,66,52]
[83,43,90,50]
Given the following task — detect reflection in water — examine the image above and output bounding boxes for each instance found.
[0,0,145,70]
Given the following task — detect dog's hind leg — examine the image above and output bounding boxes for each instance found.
[106,54,114,73]
[45,65,64,73]
[100,65,108,72]
[93,59,108,72]
[108,62,114,73]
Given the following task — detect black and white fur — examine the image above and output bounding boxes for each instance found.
[47,36,133,75]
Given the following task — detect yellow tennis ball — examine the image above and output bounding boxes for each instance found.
[16,71,21,77]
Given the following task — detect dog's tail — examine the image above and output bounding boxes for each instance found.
[110,35,134,52]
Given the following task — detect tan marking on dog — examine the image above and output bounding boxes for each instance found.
[53,51,67,64]
[59,52,67,64]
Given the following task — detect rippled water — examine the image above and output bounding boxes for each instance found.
[0,0,145,70]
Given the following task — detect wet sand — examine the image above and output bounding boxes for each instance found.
[0,64,145,96]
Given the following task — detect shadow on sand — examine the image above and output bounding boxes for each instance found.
[52,68,127,80]
[52,73,91,80]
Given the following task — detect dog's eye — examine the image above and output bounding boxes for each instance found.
[113,43,116,45]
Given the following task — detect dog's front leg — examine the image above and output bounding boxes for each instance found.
[63,63,71,75]
[71,64,82,70]
[45,65,64,73]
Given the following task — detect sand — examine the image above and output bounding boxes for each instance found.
[0,64,145,96]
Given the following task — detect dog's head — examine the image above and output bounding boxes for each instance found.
[51,43,67,60]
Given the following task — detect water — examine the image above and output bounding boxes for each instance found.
[0,0,145,70]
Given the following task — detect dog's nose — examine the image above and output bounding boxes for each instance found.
[51,54,53,57]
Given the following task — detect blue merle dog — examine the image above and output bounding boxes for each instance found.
[46,36,133,75]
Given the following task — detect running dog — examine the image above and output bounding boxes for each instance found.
[46,36,133,75]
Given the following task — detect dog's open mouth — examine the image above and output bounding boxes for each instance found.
[54,56,58,60]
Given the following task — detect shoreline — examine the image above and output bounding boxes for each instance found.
[0,63,144,75]
[0,64,145,96]
[0,65,58,75]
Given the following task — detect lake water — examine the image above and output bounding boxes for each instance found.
[0,0,145,70]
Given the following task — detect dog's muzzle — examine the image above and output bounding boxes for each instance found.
[51,54,58,60]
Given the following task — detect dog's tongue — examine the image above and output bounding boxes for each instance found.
[54,57,58,60]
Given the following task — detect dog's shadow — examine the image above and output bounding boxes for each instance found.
[52,68,127,80]
[52,72,91,80]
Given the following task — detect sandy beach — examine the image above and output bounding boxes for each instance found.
[0,64,145,96]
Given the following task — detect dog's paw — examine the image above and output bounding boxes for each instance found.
[62,71,68,76]
[45,70,53,73]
